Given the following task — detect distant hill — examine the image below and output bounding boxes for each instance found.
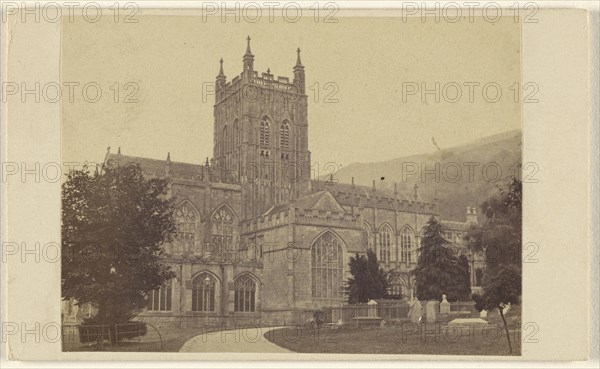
[328,129,522,222]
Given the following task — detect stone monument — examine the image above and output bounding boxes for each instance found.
[367,299,378,317]
[408,298,422,324]
[440,294,450,315]
[426,300,437,323]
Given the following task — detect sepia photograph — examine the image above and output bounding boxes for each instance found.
[59,12,524,355]
[0,1,595,364]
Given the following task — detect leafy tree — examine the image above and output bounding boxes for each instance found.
[466,178,522,354]
[413,216,471,302]
[62,162,176,338]
[345,249,387,303]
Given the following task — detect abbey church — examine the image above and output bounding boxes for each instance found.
[79,38,482,326]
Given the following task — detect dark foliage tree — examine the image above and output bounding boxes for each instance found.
[62,162,176,339]
[345,249,387,303]
[466,178,522,354]
[413,216,471,302]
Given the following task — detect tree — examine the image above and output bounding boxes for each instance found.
[62,162,176,337]
[345,249,387,303]
[467,178,522,354]
[413,216,471,302]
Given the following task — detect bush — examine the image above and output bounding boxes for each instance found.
[312,309,325,328]
[78,317,147,343]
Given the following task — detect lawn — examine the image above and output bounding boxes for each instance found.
[63,326,211,352]
[265,308,522,356]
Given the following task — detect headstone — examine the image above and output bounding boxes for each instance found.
[440,294,450,315]
[408,299,422,323]
[367,299,378,317]
[426,300,437,323]
[480,309,488,318]
[448,318,488,326]
[502,303,511,316]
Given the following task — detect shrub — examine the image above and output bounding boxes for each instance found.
[312,309,325,328]
[78,317,147,344]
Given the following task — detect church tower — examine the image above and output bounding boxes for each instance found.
[213,37,311,220]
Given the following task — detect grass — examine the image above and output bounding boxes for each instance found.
[63,326,213,352]
[265,308,522,356]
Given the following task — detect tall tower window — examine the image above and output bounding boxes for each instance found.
[260,117,270,147]
[223,125,230,153]
[311,231,344,299]
[400,226,415,263]
[280,121,290,149]
[233,120,239,148]
[379,224,392,263]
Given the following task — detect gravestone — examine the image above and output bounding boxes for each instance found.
[440,294,450,315]
[367,299,377,318]
[426,300,437,323]
[408,299,422,323]
[448,318,488,326]
[480,309,488,318]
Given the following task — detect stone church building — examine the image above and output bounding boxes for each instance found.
[74,38,482,327]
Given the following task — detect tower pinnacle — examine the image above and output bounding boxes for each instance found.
[295,47,303,67]
[216,58,226,90]
[245,36,253,56]
[243,36,254,72]
[293,46,305,93]
[218,58,225,76]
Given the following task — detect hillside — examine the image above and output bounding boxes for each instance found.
[329,129,522,222]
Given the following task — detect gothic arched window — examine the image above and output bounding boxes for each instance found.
[387,274,405,299]
[175,202,197,253]
[211,206,234,254]
[192,273,216,312]
[379,224,392,263]
[311,232,344,299]
[280,121,290,149]
[400,226,415,263]
[234,275,256,312]
[260,117,270,147]
[363,221,373,250]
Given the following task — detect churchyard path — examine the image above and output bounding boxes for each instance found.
[179,326,291,353]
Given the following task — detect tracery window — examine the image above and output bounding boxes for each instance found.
[311,232,344,299]
[234,275,256,312]
[400,226,415,263]
[379,224,392,263]
[211,207,234,254]
[192,273,216,312]
[175,202,196,253]
[387,275,404,299]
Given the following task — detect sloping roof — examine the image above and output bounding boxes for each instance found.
[441,220,469,231]
[104,153,205,178]
[309,191,346,212]
[311,180,419,202]
[263,190,347,216]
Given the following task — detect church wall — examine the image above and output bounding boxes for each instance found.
[253,224,291,320]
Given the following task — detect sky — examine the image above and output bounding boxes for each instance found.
[61,13,521,168]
